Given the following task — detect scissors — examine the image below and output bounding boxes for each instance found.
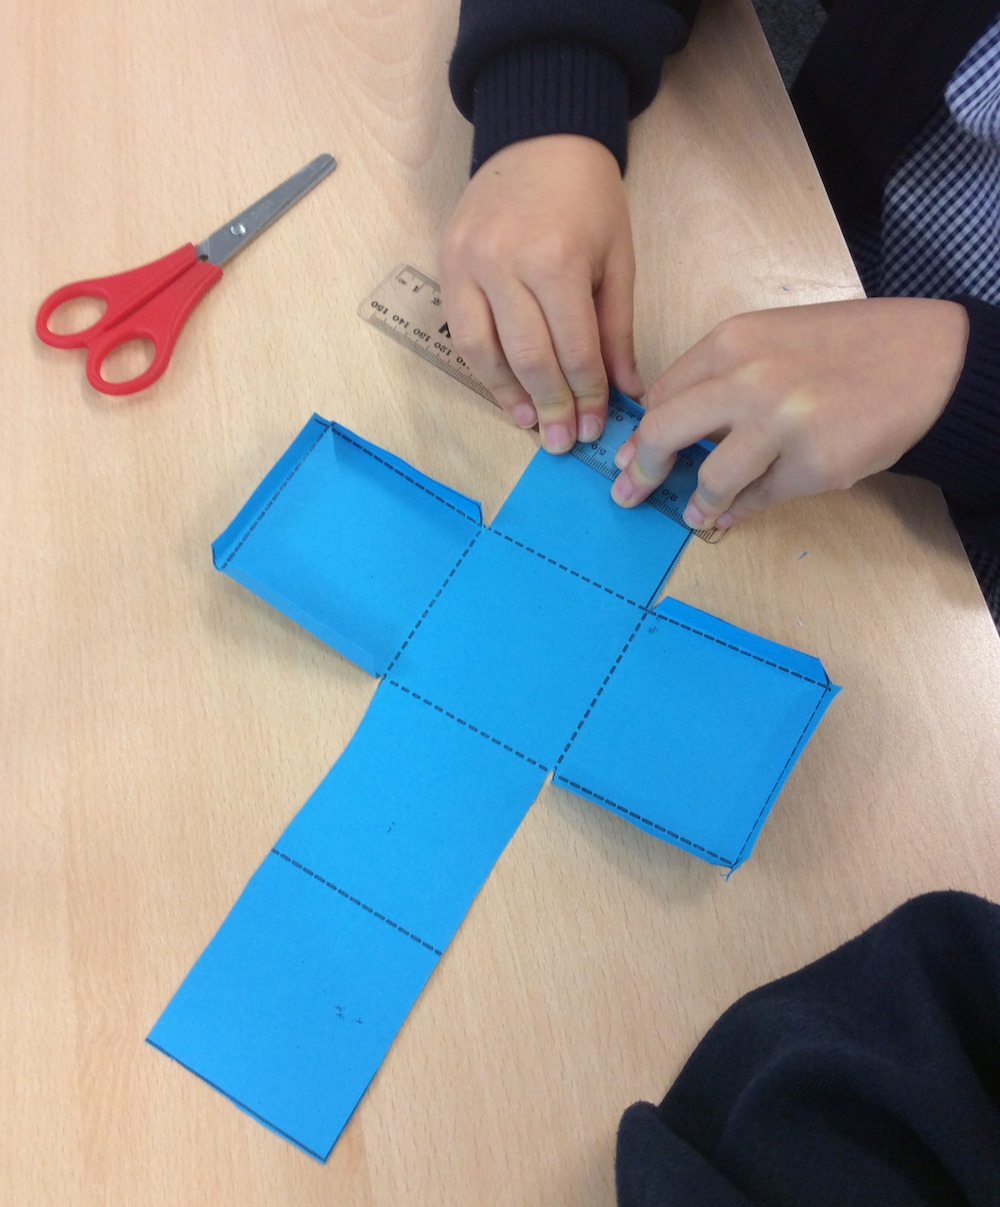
[36,154,337,396]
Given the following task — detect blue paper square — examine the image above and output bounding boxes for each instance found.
[277,681,547,946]
[387,527,644,762]
[148,851,438,1161]
[212,417,482,676]
[555,597,838,866]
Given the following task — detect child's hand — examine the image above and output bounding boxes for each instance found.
[439,134,643,453]
[610,298,969,527]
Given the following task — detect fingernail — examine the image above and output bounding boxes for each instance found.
[716,512,733,529]
[612,473,635,504]
[578,414,601,442]
[614,441,636,471]
[542,423,573,453]
[683,502,706,528]
[513,403,537,428]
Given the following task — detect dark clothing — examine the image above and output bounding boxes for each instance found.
[448,0,1000,587]
[616,892,1000,1205]
[446,7,1000,1199]
[791,0,1000,232]
[791,0,1000,583]
[448,0,697,174]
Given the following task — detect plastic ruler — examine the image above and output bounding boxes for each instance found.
[358,264,723,542]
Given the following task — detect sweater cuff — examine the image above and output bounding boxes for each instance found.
[891,296,1000,515]
[470,41,631,175]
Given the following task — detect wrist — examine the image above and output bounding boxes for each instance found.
[893,297,1000,512]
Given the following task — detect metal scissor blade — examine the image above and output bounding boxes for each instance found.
[195,154,337,266]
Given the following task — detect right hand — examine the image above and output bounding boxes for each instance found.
[439,134,643,453]
[609,297,969,528]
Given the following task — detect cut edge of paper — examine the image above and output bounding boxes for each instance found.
[223,564,380,677]
[149,412,846,1160]
[212,415,330,571]
[145,1036,345,1162]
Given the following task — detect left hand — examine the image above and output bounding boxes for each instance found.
[438,135,643,453]
[610,298,969,529]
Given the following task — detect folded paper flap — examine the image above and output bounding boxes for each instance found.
[554,601,839,868]
[325,423,483,528]
[552,773,739,868]
[163,412,845,1159]
[213,415,482,570]
[727,679,839,869]
[211,416,484,676]
[650,595,833,687]
[213,413,330,571]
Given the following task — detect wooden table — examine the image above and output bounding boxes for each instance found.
[3,0,998,1203]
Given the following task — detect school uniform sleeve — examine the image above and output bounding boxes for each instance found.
[448,0,701,173]
[892,296,1000,554]
[791,0,1000,229]
[615,891,1000,1206]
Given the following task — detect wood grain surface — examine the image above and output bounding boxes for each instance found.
[3,0,998,1203]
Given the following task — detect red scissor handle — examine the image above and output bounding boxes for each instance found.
[35,244,222,396]
[36,244,200,349]
[82,259,222,395]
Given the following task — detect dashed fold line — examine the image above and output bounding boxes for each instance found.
[384,532,482,675]
[489,527,640,607]
[271,848,443,956]
[552,777,732,865]
[332,428,480,525]
[555,620,644,768]
[386,679,549,772]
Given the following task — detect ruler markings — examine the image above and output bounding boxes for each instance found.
[358,264,724,543]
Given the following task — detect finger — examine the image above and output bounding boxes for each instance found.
[489,277,579,453]
[680,427,781,527]
[611,441,678,508]
[533,270,609,442]
[443,279,539,428]
[642,317,749,413]
[715,454,819,528]
[594,243,644,403]
[613,432,638,472]
[611,380,735,508]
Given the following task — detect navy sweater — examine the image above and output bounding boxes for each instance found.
[448,7,1000,1199]
[616,891,1000,1205]
[448,0,1000,561]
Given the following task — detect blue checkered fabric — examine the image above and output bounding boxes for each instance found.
[846,15,1000,630]
[851,14,1000,302]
